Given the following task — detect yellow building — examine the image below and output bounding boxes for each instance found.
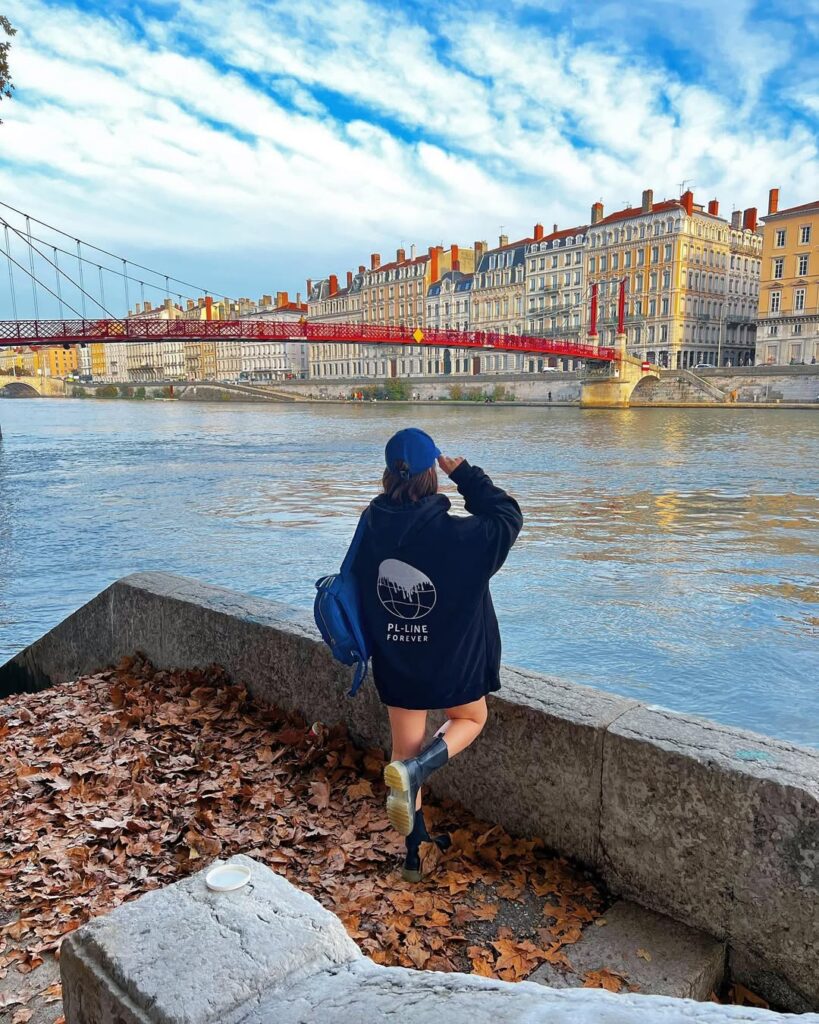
[755,190,819,365]
[586,189,761,369]
[90,343,107,378]
[31,344,79,378]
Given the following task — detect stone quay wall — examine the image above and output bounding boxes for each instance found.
[2,572,817,1011]
[224,366,819,404]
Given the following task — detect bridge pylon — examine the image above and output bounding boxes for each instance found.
[579,333,659,407]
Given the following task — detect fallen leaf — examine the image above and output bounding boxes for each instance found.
[636,948,652,961]
[583,968,630,992]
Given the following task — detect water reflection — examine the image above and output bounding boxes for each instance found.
[0,399,816,747]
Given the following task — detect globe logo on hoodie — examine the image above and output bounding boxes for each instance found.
[377,559,437,620]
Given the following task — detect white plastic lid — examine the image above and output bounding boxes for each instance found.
[205,863,252,892]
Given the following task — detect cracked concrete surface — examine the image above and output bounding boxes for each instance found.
[61,859,814,1024]
[60,855,361,1024]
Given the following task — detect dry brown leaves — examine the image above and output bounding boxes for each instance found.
[0,654,608,1006]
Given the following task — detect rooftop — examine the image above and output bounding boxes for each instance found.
[762,200,819,221]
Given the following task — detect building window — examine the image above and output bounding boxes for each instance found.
[651,246,659,263]
[797,254,809,276]
[769,291,781,313]
[794,323,802,335]
[773,257,784,279]
[800,225,811,245]
[664,244,672,260]
[794,287,806,312]
[600,256,607,271]
[775,229,786,247]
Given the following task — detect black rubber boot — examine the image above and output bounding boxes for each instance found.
[401,808,452,882]
[384,734,449,836]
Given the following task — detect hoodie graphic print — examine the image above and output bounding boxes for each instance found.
[351,461,523,710]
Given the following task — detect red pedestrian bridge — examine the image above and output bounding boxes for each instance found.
[0,319,618,362]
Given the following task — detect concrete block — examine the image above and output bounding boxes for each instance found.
[428,665,639,864]
[62,860,805,1024]
[529,899,726,1000]
[248,958,798,1024]
[601,704,819,1008]
[0,584,115,697]
[60,854,361,1024]
[108,573,392,754]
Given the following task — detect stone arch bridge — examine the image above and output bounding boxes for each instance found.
[0,376,66,398]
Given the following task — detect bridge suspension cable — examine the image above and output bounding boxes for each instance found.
[2,223,18,321]
[2,219,122,321]
[0,245,87,320]
[0,200,223,300]
[12,226,196,305]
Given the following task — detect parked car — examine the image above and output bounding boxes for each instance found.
[693,362,715,370]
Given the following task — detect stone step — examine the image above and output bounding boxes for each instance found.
[529,899,726,1001]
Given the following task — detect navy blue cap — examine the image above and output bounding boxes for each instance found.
[385,428,441,478]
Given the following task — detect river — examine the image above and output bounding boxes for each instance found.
[0,397,816,747]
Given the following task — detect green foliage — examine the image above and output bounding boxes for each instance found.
[118,385,134,399]
[383,378,410,401]
[95,384,119,399]
[71,386,88,398]
[0,15,15,122]
[448,384,464,400]
[134,386,146,400]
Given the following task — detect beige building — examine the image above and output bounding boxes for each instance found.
[755,190,818,366]
[238,292,309,380]
[308,244,475,381]
[525,223,588,370]
[586,189,762,369]
[471,231,533,338]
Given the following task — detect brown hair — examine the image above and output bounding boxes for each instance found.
[381,461,438,504]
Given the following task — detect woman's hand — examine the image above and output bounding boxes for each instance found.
[437,455,464,476]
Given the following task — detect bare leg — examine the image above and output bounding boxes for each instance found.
[387,706,427,809]
[435,697,488,758]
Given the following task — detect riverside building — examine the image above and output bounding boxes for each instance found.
[586,190,761,369]
[471,228,539,375]
[238,292,309,381]
[308,244,475,380]
[755,190,818,366]
[525,223,588,370]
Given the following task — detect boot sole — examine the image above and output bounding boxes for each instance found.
[401,865,423,882]
[383,760,414,836]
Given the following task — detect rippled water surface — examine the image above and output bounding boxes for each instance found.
[1,398,817,746]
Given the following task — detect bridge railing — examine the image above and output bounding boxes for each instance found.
[0,319,618,361]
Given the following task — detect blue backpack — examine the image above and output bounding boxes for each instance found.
[314,510,372,697]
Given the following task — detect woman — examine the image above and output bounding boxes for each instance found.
[351,427,523,881]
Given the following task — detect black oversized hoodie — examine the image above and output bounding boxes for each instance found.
[351,461,523,710]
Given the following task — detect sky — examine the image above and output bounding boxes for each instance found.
[0,0,817,316]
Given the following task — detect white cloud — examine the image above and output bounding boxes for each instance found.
[0,0,816,316]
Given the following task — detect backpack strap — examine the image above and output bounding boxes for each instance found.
[340,508,370,575]
[347,655,368,698]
